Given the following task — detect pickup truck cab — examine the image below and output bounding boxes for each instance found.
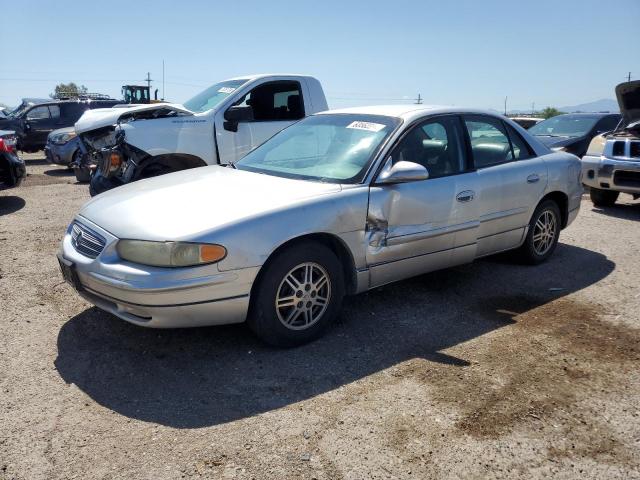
[76,74,328,195]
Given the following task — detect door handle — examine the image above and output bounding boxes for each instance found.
[527,174,540,183]
[456,190,475,202]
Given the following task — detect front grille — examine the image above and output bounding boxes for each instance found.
[614,170,640,189]
[70,222,106,259]
[613,141,626,156]
[630,142,640,158]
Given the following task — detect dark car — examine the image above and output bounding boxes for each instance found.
[0,130,26,190]
[0,99,122,153]
[528,113,621,157]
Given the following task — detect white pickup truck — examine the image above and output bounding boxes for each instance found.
[74,74,328,195]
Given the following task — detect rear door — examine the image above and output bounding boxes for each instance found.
[462,115,547,256]
[215,80,306,164]
[366,115,481,287]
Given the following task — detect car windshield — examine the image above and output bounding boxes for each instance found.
[235,114,400,183]
[529,115,600,138]
[182,79,248,113]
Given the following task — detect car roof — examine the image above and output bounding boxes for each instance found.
[317,104,511,122]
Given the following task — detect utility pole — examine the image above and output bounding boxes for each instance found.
[162,60,165,101]
[414,93,423,105]
[531,102,535,115]
[628,72,632,82]
[504,96,507,115]
[145,72,153,90]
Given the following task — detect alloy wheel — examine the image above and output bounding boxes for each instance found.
[275,262,331,330]
[532,209,557,256]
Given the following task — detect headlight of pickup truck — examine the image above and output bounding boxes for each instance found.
[117,240,227,267]
[551,146,567,152]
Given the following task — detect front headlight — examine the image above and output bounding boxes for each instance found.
[116,240,227,267]
[52,132,76,145]
[551,146,567,152]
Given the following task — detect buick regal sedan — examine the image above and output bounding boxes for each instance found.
[58,106,582,346]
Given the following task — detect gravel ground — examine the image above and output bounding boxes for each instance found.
[1,153,639,480]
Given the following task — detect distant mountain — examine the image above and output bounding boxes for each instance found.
[558,99,619,113]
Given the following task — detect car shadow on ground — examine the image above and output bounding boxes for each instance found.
[43,168,73,177]
[591,202,640,221]
[55,243,614,428]
[0,195,26,215]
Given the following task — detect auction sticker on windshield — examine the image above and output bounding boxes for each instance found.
[218,87,236,94]
[346,121,386,132]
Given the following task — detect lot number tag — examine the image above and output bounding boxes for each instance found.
[346,121,386,132]
[218,87,236,94]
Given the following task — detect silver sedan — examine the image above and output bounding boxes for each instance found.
[58,105,582,346]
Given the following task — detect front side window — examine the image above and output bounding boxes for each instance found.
[236,81,305,121]
[26,106,51,120]
[183,79,248,113]
[464,116,512,168]
[235,114,400,183]
[391,116,465,178]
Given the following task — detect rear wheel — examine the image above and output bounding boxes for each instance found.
[517,200,561,265]
[589,188,619,207]
[247,242,344,347]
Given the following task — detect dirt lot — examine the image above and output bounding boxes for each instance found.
[1,154,639,480]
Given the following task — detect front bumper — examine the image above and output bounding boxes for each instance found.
[59,216,258,328]
[582,154,640,194]
[45,140,77,165]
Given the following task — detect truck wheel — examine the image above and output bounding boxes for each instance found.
[589,188,619,207]
[247,242,345,347]
[517,200,561,265]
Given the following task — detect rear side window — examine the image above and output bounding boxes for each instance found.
[237,81,305,121]
[464,116,512,168]
[49,105,60,119]
[504,124,534,160]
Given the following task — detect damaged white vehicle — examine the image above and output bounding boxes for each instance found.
[74,74,328,195]
[582,80,640,206]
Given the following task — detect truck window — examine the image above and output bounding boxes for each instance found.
[49,105,60,119]
[26,106,51,120]
[238,81,305,121]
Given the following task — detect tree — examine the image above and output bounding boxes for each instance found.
[50,82,88,99]
[540,107,564,119]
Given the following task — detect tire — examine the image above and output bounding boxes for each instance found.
[247,242,345,347]
[589,188,619,207]
[517,200,562,265]
[74,165,91,183]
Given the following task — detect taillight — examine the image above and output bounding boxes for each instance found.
[0,136,16,153]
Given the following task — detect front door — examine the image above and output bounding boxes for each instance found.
[366,115,480,287]
[23,105,59,150]
[215,81,306,164]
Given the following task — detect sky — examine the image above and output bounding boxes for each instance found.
[1,0,638,111]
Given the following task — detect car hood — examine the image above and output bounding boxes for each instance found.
[616,80,640,128]
[74,103,194,134]
[79,166,342,241]
[533,135,581,148]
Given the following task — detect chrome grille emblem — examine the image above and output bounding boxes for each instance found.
[70,222,106,259]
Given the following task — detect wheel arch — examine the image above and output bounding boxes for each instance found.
[539,191,569,228]
[251,233,358,298]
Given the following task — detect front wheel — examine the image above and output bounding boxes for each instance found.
[589,188,619,207]
[517,200,561,265]
[247,242,345,347]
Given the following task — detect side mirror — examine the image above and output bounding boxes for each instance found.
[23,121,31,131]
[377,158,429,184]
[223,106,254,132]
